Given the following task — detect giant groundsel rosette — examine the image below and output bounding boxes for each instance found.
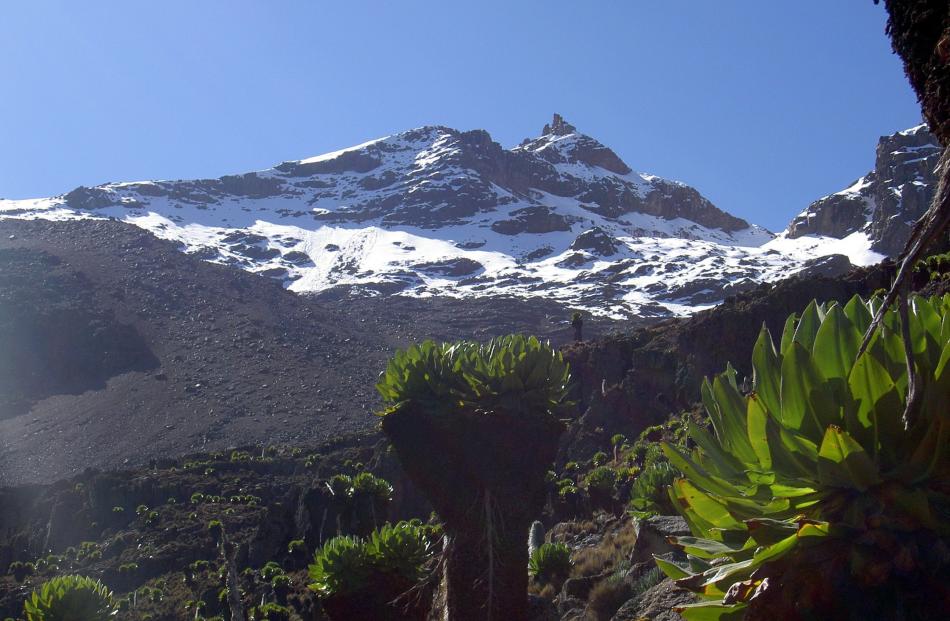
[657,294,950,620]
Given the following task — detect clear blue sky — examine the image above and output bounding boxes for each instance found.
[0,1,923,231]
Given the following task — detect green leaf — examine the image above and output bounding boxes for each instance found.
[711,375,758,464]
[662,443,743,499]
[780,342,837,437]
[780,312,798,355]
[653,555,691,580]
[843,294,872,336]
[793,300,821,352]
[813,304,860,380]
[848,351,897,453]
[749,530,799,566]
[675,601,748,621]
[751,324,782,417]
[672,479,745,531]
[744,518,798,546]
[747,394,771,470]
[669,536,751,560]
[700,558,756,587]
[817,426,880,491]
[688,422,747,482]
[911,295,942,344]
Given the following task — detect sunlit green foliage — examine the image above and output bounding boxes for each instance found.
[308,521,436,598]
[627,461,678,518]
[307,536,370,597]
[528,542,572,585]
[352,472,393,505]
[585,466,618,498]
[656,294,950,620]
[915,251,950,282]
[376,334,573,418]
[23,575,116,621]
[366,521,435,582]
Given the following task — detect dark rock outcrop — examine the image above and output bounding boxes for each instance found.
[611,579,696,621]
[787,125,940,256]
[629,516,690,567]
[571,227,620,256]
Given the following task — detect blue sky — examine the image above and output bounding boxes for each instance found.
[0,1,922,231]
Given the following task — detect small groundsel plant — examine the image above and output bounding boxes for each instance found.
[308,520,435,597]
[251,602,291,621]
[528,542,572,586]
[8,561,34,582]
[23,574,116,621]
[352,471,393,503]
[585,466,618,498]
[308,536,370,597]
[655,294,950,620]
[627,460,678,518]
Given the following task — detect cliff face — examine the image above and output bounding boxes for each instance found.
[786,125,941,256]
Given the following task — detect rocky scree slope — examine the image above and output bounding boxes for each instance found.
[0,218,619,485]
[0,114,882,319]
[785,124,941,256]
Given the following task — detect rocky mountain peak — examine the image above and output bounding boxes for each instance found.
[785,124,940,256]
[519,115,632,176]
[874,123,939,184]
[542,113,577,137]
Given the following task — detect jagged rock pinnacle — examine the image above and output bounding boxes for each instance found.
[542,113,577,136]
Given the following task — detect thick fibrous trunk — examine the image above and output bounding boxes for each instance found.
[441,496,535,620]
[222,537,246,621]
[382,406,562,621]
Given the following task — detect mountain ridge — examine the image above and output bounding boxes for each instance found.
[0,116,934,318]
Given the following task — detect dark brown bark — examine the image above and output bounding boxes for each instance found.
[441,495,536,620]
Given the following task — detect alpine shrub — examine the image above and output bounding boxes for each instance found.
[528,542,572,586]
[23,575,116,621]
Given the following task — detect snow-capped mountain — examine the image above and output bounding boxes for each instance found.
[0,116,924,318]
[783,124,940,257]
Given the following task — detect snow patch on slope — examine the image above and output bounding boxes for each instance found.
[1,117,903,319]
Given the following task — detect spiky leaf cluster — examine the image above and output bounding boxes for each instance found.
[23,575,116,621]
[367,521,435,582]
[307,536,372,597]
[627,460,678,518]
[376,334,572,418]
[352,472,394,504]
[308,521,436,597]
[528,542,572,585]
[585,466,618,497]
[327,474,353,499]
[657,294,950,620]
